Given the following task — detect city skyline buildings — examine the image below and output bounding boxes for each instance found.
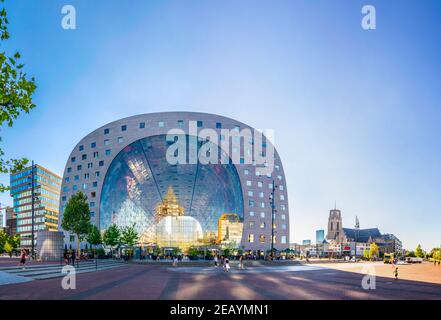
[0,1,440,250]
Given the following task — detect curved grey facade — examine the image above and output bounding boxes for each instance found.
[59,112,290,251]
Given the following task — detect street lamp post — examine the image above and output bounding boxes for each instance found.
[269,179,277,260]
[31,161,35,260]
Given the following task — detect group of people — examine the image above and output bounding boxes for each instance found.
[213,255,244,272]
[63,250,77,265]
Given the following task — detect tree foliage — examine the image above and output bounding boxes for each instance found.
[86,224,102,247]
[0,229,19,253]
[415,244,425,258]
[0,0,37,192]
[120,224,138,247]
[61,192,91,255]
[369,242,379,259]
[103,224,121,249]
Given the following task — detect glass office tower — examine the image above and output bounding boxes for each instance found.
[10,164,61,248]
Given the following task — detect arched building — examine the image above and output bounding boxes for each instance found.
[59,112,290,252]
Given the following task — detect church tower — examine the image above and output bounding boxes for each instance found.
[326,204,344,243]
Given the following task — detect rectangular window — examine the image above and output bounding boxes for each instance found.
[248,191,253,197]
[118,137,124,144]
[105,149,111,156]
[259,235,265,243]
[89,202,95,208]
[258,182,263,188]
[74,175,79,181]
[249,221,255,229]
[93,152,99,158]
[139,122,145,129]
[71,157,76,163]
[104,128,109,135]
[260,212,265,218]
[77,165,82,171]
[87,163,93,169]
[248,234,254,243]
[281,214,286,220]
[84,173,89,179]
[91,142,97,148]
[95,171,100,177]
[177,120,184,127]
[79,145,84,151]
[281,236,287,244]
[216,122,222,129]
[197,121,203,127]
[92,181,98,188]
[99,161,104,167]
[104,139,110,146]
[91,192,96,198]
[246,181,252,186]
[260,222,265,229]
[248,200,254,207]
[82,154,87,160]
[67,167,72,173]
[158,121,165,128]
[249,211,255,217]
[244,169,249,175]
[121,125,127,131]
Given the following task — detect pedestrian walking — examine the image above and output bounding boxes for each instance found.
[71,250,76,266]
[225,258,230,272]
[394,266,399,280]
[19,249,27,269]
[239,255,244,270]
[214,255,218,267]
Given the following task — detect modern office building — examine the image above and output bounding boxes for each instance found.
[302,240,311,246]
[0,206,15,236]
[10,164,62,248]
[316,229,325,244]
[0,206,5,229]
[59,112,290,252]
[5,207,17,236]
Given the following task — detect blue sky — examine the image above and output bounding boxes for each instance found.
[1,0,440,250]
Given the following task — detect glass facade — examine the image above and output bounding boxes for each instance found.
[10,165,61,247]
[99,134,244,251]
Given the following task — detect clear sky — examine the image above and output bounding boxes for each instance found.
[1,0,440,251]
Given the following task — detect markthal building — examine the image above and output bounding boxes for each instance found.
[59,112,290,253]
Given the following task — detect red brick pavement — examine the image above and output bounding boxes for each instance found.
[1,264,441,300]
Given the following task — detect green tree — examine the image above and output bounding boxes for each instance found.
[103,224,121,254]
[3,241,12,255]
[363,248,369,260]
[61,192,92,257]
[10,234,19,249]
[0,0,37,193]
[120,224,139,247]
[0,229,7,252]
[415,244,425,258]
[86,224,102,256]
[369,243,379,260]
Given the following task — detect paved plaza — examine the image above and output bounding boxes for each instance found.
[0,261,440,300]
